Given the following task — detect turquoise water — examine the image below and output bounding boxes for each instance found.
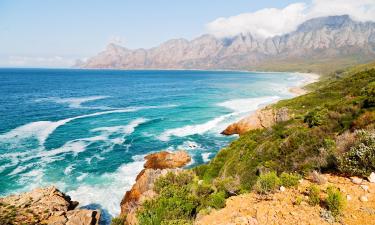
[0,69,306,221]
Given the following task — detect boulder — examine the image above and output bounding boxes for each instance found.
[368,172,375,183]
[351,177,363,184]
[144,150,191,169]
[0,186,100,225]
[222,107,289,135]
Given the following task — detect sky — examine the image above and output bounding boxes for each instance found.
[0,0,374,68]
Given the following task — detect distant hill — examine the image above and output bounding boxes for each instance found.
[77,15,375,73]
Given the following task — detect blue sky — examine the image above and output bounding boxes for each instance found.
[1,0,374,67]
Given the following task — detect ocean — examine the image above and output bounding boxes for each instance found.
[0,68,309,221]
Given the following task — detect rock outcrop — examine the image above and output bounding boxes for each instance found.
[78,15,375,70]
[120,150,191,225]
[196,174,375,225]
[222,107,289,135]
[0,186,100,225]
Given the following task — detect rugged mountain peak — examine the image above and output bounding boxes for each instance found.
[296,15,352,32]
[78,15,375,70]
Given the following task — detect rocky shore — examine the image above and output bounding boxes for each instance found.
[222,73,319,136]
[0,186,100,225]
[222,106,290,135]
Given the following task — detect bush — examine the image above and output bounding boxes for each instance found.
[207,191,226,209]
[304,110,326,127]
[213,176,240,194]
[338,130,375,176]
[280,172,301,188]
[137,172,198,225]
[294,196,303,205]
[111,216,126,225]
[254,172,280,194]
[362,81,375,108]
[308,184,320,206]
[326,186,345,217]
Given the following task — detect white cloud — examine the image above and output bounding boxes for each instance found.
[3,55,75,68]
[108,35,125,45]
[206,0,375,38]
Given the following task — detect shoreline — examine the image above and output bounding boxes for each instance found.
[288,72,320,96]
[221,72,321,135]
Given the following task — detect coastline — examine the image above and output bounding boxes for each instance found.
[221,72,320,136]
[288,72,320,96]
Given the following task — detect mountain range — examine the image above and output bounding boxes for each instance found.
[77,15,375,72]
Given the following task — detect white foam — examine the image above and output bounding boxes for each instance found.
[158,96,281,141]
[76,173,88,182]
[64,165,74,175]
[67,159,145,217]
[0,108,154,147]
[36,96,110,109]
[158,114,231,141]
[2,117,149,176]
[217,96,280,113]
[202,153,211,162]
[91,118,148,135]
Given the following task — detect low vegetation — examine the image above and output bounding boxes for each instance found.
[308,184,321,206]
[325,186,346,217]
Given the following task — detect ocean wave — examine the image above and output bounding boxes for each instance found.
[91,118,148,135]
[157,114,232,141]
[67,159,145,218]
[158,96,280,141]
[1,117,149,175]
[217,96,280,113]
[35,96,111,109]
[202,152,211,162]
[0,106,169,148]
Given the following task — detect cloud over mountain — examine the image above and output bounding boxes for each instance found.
[206,0,375,38]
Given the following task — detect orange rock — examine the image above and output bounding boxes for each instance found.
[120,150,191,225]
[144,150,191,169]
[222,107,289,135]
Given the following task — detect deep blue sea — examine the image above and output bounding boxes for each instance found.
[0,68,308,221]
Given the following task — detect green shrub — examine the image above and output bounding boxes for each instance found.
[304,109,326,127]
[338,130,375,176]
[362,81,375,108]
[111,216,126,225]
[137,172,198,225]
[308,184,320,206]
[207,191,226,209]
[213,176,240,194]
[294,196,303,205]
[254,172,280,194]
[326,186,345,217]
[280,172,301,188]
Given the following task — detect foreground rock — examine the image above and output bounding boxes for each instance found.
[0,186,100,225]
[196,174,375,225]
[222,107,289,135]
[120,150,191,225]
